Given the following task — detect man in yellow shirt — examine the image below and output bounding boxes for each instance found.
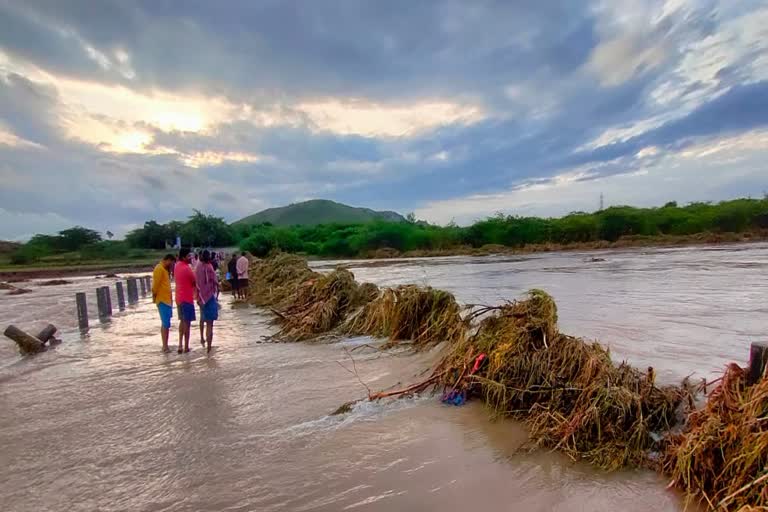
[152,254,176,352]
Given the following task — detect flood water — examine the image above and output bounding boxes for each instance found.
[1,243,765,511]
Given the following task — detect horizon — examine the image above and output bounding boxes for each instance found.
[8,195,767,242]
[1,1,767,240]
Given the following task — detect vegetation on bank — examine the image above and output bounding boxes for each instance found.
[3,226,163,268]
[238,198,768,257]
[124,210,234,249]
[5,211,231,267]
[7,197,768,265]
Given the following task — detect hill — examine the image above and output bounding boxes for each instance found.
[233,199,406,226]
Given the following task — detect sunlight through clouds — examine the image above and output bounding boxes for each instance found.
[0,0,766,238]
[297,99,485,137]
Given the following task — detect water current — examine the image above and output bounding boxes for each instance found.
[1,243,765,511]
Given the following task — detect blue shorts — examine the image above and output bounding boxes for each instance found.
[177,302,196,322]
[157,303,172,329]
[201,297,219,321]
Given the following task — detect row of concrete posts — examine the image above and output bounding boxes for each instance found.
[76,276,152,330]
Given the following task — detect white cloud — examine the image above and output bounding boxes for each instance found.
[650,7,768,111]
[415,129,768,225]
[179,151,263,168]
[587,33,667,87]
[581,4,768,151]
[296,98,485,137]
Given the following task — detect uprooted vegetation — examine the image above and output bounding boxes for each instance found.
[247,253,319,309]
[663,364,768,511]
[429,290,687,470]
[244,253,767,510]
[343,285,465,349]
[245,254,460,347]
[272,268,378,341]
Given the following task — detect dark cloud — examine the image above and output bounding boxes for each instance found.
[0,4,107,81]
[643,81,768,141]
[327,77,768,206]
[140,174,168,191]
[0,0,766,237]
[564,80,768,171]
[210,191,237,203]
[0,72,60,144]
[4,0,596,103]
[149,122,384,166]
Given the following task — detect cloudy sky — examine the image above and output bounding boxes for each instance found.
[1,0,767,240]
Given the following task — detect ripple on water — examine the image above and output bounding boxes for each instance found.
[2,245,761,511]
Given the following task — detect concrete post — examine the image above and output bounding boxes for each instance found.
[127,278,138,304]
[139,276,147,296]
[102,286,112,316]
[96,287,107,319]
[116,281,126,310]
[76,292,89,330]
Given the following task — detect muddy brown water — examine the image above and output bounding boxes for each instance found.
[1,243,766,511]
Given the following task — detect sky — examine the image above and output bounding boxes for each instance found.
[0,0,767,240]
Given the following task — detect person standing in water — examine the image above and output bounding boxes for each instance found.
[151,254,176,352]
[195,249,219,353]
[175,247,197,353]
[227,253,239,298]
[236,251,250,300]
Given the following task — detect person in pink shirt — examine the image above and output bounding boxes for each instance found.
[174,247,198,353]
[195,249,219,353]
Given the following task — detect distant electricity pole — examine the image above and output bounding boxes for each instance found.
[599,193,604,211]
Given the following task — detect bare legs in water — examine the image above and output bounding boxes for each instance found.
[178,319,191,353]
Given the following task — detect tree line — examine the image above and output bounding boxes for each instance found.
[124,210,234,249]
[8,198,768,264]
[8,210,234,265]
[238,198,768,257]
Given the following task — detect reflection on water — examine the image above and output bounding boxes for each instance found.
[2,244,762,511]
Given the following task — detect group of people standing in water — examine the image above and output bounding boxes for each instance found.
[151,249,251,354]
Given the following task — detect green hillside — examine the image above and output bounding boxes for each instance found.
[233,199,405,226]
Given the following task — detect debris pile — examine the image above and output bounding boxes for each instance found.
[663,364,768,510]
[274,268,377,341]
[344,285,465,349]
[246,253,319,308]
[365,290,687,469]
[243,253,766,509]
[39,279,72,286]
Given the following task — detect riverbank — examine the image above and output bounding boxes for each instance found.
[0,261,154,281]
[359,230,768,259]
[2,231,766,279]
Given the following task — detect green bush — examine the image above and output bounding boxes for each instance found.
[10,245,47,264]
[241,232,276,257]
[13,198,768,263]
[80,241,130,260]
